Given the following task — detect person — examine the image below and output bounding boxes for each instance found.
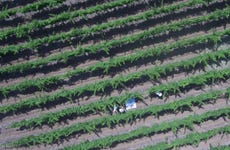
[119,105,126,113]
[156,91,163,98]
[113,105,118,115]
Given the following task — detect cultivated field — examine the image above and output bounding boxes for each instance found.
[0,0,230,149]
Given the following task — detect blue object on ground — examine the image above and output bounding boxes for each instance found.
[126,98,136,110]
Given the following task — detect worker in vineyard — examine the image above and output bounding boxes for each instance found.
[113,105,118,115]
[119,105,126,113]
[156,91,163,98]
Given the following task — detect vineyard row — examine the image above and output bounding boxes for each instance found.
[0,0,138,41]
[1,6,229,76]
[0,0,65,20]
[1,27,229,98]
[0,0,216,56]
[8,105,230,148]
[1,48,230,115]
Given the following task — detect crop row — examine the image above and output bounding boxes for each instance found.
[9,89,225,129]
[143,125,230,150]
[0,0,65,20]
[10,92,143,128]
[8,104,230,147]
[227,87,230,99]
[148,67,230,98]
[211,145,230,150]
[0,0,138,41]
[1,47,229,115]
[1,25,229,98]
[65,114,230,150]
[1,6,229,76]
[0,0,215,56]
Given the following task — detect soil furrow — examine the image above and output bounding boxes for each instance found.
[1,77,230,132]
[1,78,229,143]
[0,0,162,45]
[0,0,37,11]
[1,22,229,94]
[179,134,230,150]
[0,47,205,105]
[4,98,228,149]
[3,39,229,106]
[111,117,230,150]
[1,61,229,131]
[1,0,222,66]
[0,0,191,65]
[0,1,229,150]
[2,35,230,106]
[0,0,110,29]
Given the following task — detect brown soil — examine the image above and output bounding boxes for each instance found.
[1,1,230,149]
[4,97,228,150]
[1,23,230,105]
[0,0,224,68]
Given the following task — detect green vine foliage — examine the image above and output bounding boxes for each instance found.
[0,5,230,76]
[1,47,229,115]
[210,145,230,150]
[10,92,143,129]
[144,125,230,150]
[0,0,138,41]
[7,89,227,148]
[0,0,215,55]
[148,67,230,98]
[62,107,230,150]
[0,0,65,20]
[1,1,230,149]
[0,28,230,98]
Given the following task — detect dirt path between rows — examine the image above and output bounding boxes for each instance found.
[1,56,229,130]
[179,134,230,150]
[1,1,230,150]
[1,24,230,106]
[111,117,230,150]
[0,0,142,32]
[1,77,229,143]
[0,0,159,45]
[0,0,221,70]
[4,97,228,149]
[0,0,103,28]
[1,70,229,136]
[1,44,207,105]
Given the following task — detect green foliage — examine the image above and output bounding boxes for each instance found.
[12,90,220,129]
[1,19,230,99]
[0,0,138,41]
[1,2,230,149]
[210,145,230,150]
[0,0,214,55]
[144,125,230,150]
[7,92,229,147]
[226,87,230,99]
[11,92,143,128]
[62,107,230,150]
[1,5,230,75]
[1,48,229,115]
[148,67,230,98]
[0,0,65,20]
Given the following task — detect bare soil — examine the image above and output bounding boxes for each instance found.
[1,0,230,149]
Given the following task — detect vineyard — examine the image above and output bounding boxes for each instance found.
[0,0,230,149]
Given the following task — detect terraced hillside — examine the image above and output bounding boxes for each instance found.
[0,0,230,149]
